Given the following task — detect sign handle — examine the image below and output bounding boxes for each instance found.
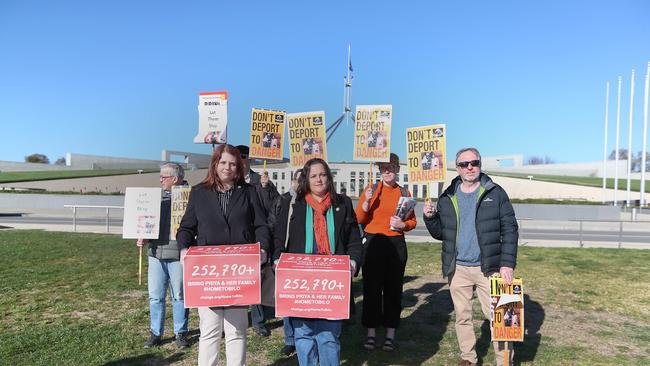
[263,160,267,174]
[369,162,373,184]
[138,246,143,286]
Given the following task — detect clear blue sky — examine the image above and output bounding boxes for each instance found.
[1,0,649,164]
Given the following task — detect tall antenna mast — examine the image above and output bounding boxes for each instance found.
[327,44,354,142]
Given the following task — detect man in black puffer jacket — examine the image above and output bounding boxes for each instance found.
[423,147,518,366]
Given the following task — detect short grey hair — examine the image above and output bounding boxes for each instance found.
[160,162,185,181]
[455,147,482,165]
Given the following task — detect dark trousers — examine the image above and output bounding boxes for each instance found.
[361,234,408,329]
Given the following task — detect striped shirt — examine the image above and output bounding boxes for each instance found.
[216,187,234,216]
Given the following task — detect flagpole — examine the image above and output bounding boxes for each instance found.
[626,70,636,206]
[602,81,610,204]
[641,62,650,206]
[614,76,622,206]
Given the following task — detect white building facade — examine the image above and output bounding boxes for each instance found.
[256,161,440,199]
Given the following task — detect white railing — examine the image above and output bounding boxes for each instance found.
[63,205,124,232]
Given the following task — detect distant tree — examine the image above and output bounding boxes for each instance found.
[54,157,66,166]
[25,153,49,164]
[631,151,650,172]
[608,148,629,160]
[526,156,555,165]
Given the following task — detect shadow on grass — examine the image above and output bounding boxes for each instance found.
[514,294,545,364]
[102,352,186,366]
[336,276,453,365]
[476,293,545,365]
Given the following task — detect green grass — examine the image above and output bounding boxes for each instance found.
[488,171,650,194]
[1,230,649,365]
[0,169,157,184]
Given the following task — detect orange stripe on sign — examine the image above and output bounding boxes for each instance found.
[199,91,228,98]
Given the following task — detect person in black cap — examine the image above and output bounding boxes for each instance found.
[235,145,279,337]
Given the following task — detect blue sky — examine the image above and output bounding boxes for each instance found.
[1,0,649,164]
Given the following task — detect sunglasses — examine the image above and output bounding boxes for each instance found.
[457,160,481,168]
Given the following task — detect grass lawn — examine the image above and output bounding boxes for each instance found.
[0,169,156,184]
[1,230,649,365]
[487,171,650,194]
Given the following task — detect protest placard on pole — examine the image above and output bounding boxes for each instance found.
[194,91,228,144]
[406,124,446,183]
[122,187,162,239]
[170,186,191,240]
[287,111,328,167]
[353,105,392,162]
[249,108,286,160]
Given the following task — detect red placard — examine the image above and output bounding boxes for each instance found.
[183,243,260,308]
[275,253,351,320]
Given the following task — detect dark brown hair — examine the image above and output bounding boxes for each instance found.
[200,144,245,191]
[298,158,338,203]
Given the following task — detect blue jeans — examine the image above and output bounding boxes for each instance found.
[283,317,295,346]
[148,256,189,336]
[291,318,341,366]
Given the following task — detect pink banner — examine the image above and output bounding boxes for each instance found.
[183,243,260,308]
[275,253,351,320]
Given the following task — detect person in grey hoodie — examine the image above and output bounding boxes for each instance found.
[137,162,190,349]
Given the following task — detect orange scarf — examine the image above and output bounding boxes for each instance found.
[304,192,332,255]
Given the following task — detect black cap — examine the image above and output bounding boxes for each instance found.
[235,145,249,157]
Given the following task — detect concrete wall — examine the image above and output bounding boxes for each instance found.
[0,160,72,172]
[0,193,124,211]
[487,160,629,178]
[512,204,620,220]
[67,153,168,170]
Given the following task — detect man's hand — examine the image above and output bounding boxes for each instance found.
[389,216,406,230]
[499,266,514,285]
[423,199,436,218]
[261,172,270,188]
[350,260,357,276]
[136,239,146,247]
[180,248,188,263]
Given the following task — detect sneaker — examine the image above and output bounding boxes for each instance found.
[144,332,162,348]
[253,325,270,337]
[175,332,190,349]
[280,345,296,357]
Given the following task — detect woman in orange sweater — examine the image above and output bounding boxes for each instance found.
[355,153,417,352]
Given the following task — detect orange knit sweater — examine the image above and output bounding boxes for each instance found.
[355,183,417,236]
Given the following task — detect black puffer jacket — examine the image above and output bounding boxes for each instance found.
[424,173,518,276]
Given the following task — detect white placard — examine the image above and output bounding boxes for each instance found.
[122,187,162,239]
[194,91,228,144]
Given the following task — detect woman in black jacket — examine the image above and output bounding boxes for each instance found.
[177,144,270,366]
[273,158,362,366]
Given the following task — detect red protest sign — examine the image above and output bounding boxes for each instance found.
[183,243,261,308]
[275,253,351,320]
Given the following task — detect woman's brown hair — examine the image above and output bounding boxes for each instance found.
[297,158,338,204]
[199,144,246,191]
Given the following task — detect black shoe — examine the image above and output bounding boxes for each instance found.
[144,332,162,348]
[175,332,190,349]
[280,345,296,357]
[253,325,270,337]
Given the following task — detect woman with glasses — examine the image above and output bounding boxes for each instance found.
[273,158,362,366]
[355,153,416,352]
[177,144,271,366]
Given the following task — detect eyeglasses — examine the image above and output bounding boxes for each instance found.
[378,164,398,172]
[457,160,481,168]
